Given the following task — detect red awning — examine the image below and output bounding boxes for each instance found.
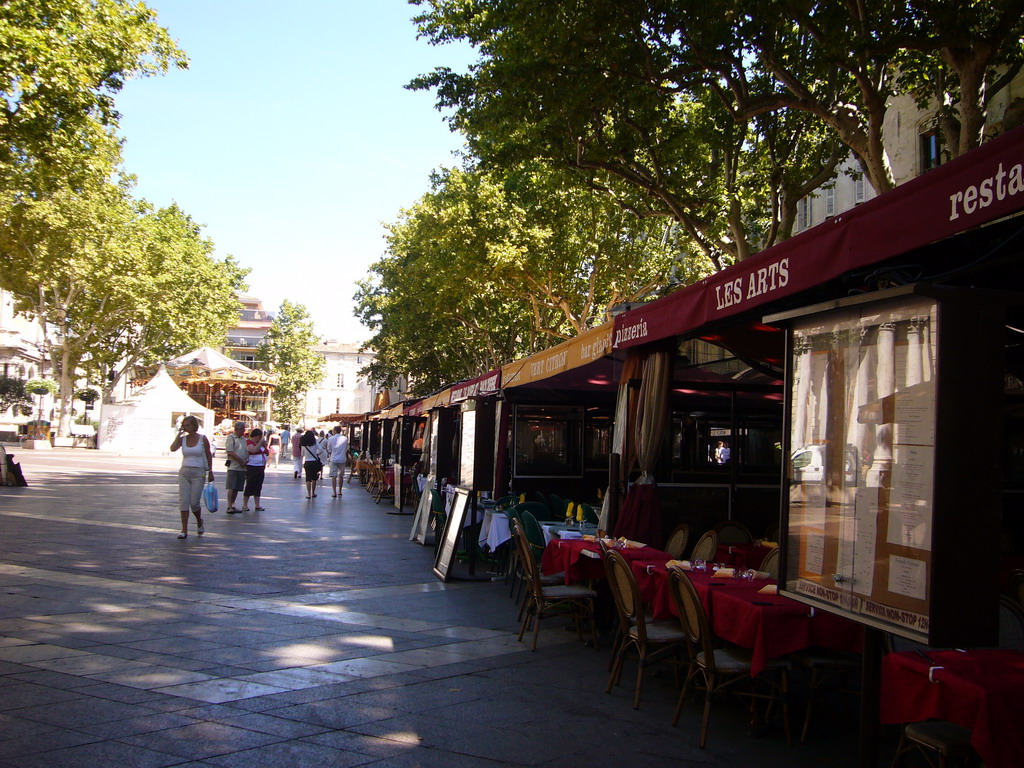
[449,369,501,402]
[613,125,1024,350]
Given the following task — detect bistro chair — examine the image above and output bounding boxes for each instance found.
[689,530,718,563]
[664,524,690,559]
[760,546,781,580]
[604,549,688,709]
[712,520,754,546]
[667,565,792,748]
[548,493,568,518]
[519,510,548,562]
[511,518,597,651]
[998,594,1024,650]
[892,722,978,768]
[579,502,600,525]
[516,500,556,522]
[789,645,861,743]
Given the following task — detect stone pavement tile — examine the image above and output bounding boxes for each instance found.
[203,738,377,768]
[7,668,124,690]
[0,711,63,739]
[0,643,90,664]
[0,727,102,762]
[0,637,34,648]
[28,649,152,673]
[360,748,509,768]
[153,678,291,703]
[83,664,215,689]
[174,704,331,739]
[310,657,422,679]
[60,681,182,706]
[2,740,186,768]
[231,667,358,690]
[12,695,161,728]
[266,700,402,731]
[118,721,286,761]
[75,711,202,739]
[301,730,430,760]
[0,681,85,710]
[122,636,229,655]
[0,659,37,675]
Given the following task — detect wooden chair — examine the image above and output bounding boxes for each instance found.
[604,549,688,709]
[667,566,792,748]
[689,530,718,562]
[664,524,690,559]
[511,519,597,651]
[712,520,753,546]
[892,721,978,768]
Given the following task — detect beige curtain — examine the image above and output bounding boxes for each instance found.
[600,350,643,528]
[633,344,672,484]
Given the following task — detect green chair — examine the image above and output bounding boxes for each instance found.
[579,502,599,525]
[516,500,556,522]
[519,510,547,562]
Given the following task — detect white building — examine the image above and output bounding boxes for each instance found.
[794,77,1024,235]
[0,290,53,438]
[301,341,396,425]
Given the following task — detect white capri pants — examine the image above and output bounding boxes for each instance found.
[178,466,205,512]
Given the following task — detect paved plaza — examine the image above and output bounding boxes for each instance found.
[0,448,894,767]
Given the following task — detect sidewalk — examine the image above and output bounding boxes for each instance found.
[0,450,893,766]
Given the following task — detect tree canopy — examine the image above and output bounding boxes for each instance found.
[258,301,326,424]
[356,163,699,392]
[410,0,1024,267]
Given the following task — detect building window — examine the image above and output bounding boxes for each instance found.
[316,397,322,415]
[335,398,341,413]
[356,355,363,365]
[854,175,865,204]
[797,198,810,230]
[920,130,942,173]
[824,187,835,217]
[336,373,344,388]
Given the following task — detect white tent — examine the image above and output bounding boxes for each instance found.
[98,367,214,454]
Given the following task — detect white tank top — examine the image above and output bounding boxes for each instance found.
[181,435,207,468]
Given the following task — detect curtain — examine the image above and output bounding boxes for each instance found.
[599,350,642,529]
[613,342,672,545]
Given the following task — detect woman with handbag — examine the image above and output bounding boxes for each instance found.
[170,415,212,539]
[242,428,269,511]
[300,428,322,499]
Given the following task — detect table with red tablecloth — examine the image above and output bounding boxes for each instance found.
[540,539,672,585]
[714,542,776,570]
[631,562,862,675]
[881,649,1024,768]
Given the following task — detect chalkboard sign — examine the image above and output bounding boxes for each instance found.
[433,488,470,582]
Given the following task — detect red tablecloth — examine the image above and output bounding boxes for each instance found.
[714,543,775,570]
[881,649,1024,768]
[540,539,671,585]
[631,562,862,675]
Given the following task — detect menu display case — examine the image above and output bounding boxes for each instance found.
[767,285,1005,646]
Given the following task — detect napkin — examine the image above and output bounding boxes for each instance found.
[619,539,646,549]
[557,530,583,540]
[712,567,736,579]
[582,534,596,542]
[757,584,778,595]
[665,559,691,570]
[751,570,772,580]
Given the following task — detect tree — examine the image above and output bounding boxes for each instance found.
[0,377,32,416]
[0,0,186,192]
[258,301,326,424]
[410,0,1024,256]
[0,179,248,435]
[356,162,691,392]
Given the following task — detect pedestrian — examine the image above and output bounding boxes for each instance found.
[327,425,349,498]
[170,415,212,539]
[300,428,321,498]
[279,424,291,469]
[243,427,268,511]
[223,420,247,513]
[267,428,281,468]
[292,427,304,479]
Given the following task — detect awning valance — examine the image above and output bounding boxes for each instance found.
[501,322,614,389]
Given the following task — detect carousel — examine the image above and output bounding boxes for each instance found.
[133,347,278,429]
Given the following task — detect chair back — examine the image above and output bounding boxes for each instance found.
[604,549,648,643]
[579,503,599,525]
[713,521,753,545]
[690,530,718,562]
[759,546,780,579]
[511,518,544,600]
[1009,569,1024,609]
[549,494,567,518]
[520,510,547,559]
[665,524,690,559]
[429,489,445,515]
[999,595,1024,650]
[516,500,555,521]
[667,566,715,668]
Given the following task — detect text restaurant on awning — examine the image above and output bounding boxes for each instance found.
[602,125,1024,551]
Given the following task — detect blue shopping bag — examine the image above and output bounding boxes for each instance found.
[202,481,218,513]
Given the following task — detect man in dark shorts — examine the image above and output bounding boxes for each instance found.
[224,421,248,512]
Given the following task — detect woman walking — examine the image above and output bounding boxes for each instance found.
[267,428,281,468]
[300,429,321,499]
[170,415,212,539]
[242,428,268,511]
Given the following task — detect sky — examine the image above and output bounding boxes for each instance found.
[114,0,475,344]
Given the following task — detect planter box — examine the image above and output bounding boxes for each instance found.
[23,439,51,450]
